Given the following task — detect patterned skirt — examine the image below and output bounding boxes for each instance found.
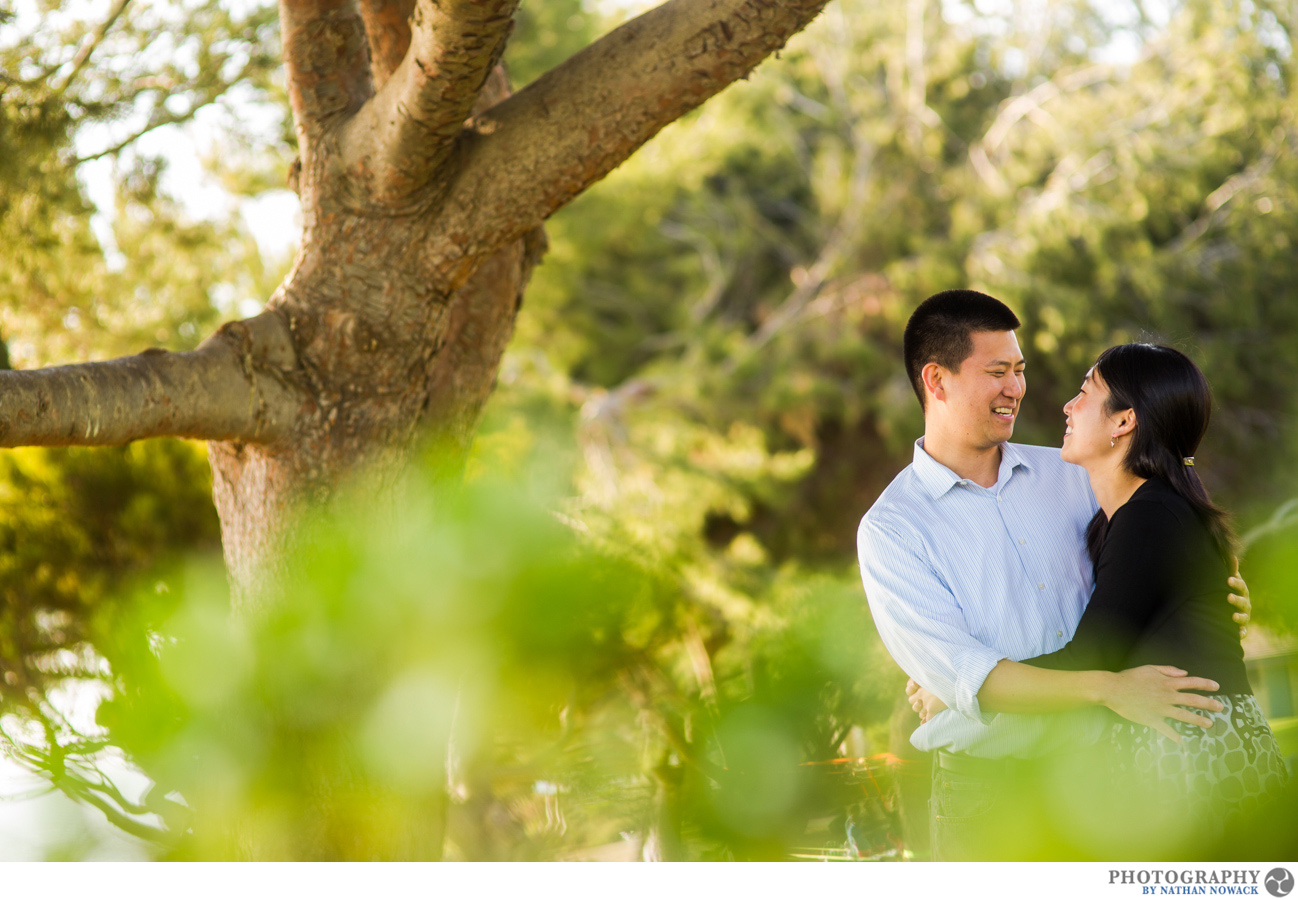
[1106,693,1290,831]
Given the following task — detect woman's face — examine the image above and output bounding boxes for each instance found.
[1061,366,1122,466]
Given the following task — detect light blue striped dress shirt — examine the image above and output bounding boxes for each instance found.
[857,438,1107,758]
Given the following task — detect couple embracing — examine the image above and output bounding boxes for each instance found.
[857,290,1289,860]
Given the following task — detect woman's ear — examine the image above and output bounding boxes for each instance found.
[1111,408,1138,438]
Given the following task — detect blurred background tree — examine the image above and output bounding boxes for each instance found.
[2,0,1297,860]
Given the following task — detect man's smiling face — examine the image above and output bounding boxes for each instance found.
[940,330,1026,450]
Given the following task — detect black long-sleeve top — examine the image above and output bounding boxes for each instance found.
[1023,477,1251,694]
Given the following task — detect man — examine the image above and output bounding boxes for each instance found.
[856,289,1250,860]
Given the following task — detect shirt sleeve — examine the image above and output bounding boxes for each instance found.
[1023,497,1182,672]
[857,513,1005,723]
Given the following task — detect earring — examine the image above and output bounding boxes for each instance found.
[1110,435,1117,447]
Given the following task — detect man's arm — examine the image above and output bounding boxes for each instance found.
[857,515,1003,722]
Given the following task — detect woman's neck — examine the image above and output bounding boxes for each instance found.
[1086,460,1148,521]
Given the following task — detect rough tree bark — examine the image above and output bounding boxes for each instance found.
[1,0,830,608]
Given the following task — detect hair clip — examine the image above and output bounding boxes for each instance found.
[1182,457,1195,466]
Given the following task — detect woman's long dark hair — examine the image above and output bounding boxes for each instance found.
[1084,343,1239,569]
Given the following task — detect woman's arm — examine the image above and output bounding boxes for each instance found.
[911,662,1222,742]
[979,660,1221,742]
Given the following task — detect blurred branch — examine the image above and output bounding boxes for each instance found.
[74,106,201,164]
[658,218,734,324]
[1241,498,1298,552]
[73,51,273,164]
[621,663,725,784]
[1,713,174,844]
[0,783,57,803]
[1164,154,1276,256]
[969,64,1111,193]
[56,774,170,844]
[683,619,720,714]
[904,0,941,131]
[746,132,874,351]
[53,0,134,96]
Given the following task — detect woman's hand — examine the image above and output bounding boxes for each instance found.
[906,678,949,723]
[1101,665,1223,743]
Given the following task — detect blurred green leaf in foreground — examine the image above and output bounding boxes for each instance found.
[24,428,896,861]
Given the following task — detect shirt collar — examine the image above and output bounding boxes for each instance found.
[912,437,1032,499]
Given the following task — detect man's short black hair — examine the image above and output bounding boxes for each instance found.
[903,289,1021,410]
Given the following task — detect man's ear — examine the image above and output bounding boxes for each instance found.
[1112,408,1138,438]
[921,362,947,404]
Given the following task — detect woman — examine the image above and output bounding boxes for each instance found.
[911,343,1288,827]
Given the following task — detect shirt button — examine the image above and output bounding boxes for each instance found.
[1037,583,1045,590]
[1057,630,1064,637]
[997,496,1002,503]
[1019,538,1026,545]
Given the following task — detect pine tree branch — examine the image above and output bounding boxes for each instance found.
[73,105,201,164]
[279,0,373,154]
[0,312,305,448]
[427,0,829,277]
[358,0,416,90]
[52,0,134,96]
[339,0,518,206]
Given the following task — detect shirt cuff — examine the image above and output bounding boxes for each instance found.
[953,649,1004,724]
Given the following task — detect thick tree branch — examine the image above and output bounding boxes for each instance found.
[419,65,544,470]
[0,312,304,448]
[430,0,829,273]
[359,0,416,90]
[340,0,518,205]
[279,0,373,152]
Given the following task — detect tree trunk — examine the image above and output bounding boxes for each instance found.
[209,62,545,609]
[207,218,543,608]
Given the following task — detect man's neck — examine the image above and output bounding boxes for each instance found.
[921,428,1002,488]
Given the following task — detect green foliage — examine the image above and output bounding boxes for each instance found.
[505,0,602,87]
[0,440,219,839]
[72,452,897,860]
[0,0,284,365]
[0,442,218,697]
